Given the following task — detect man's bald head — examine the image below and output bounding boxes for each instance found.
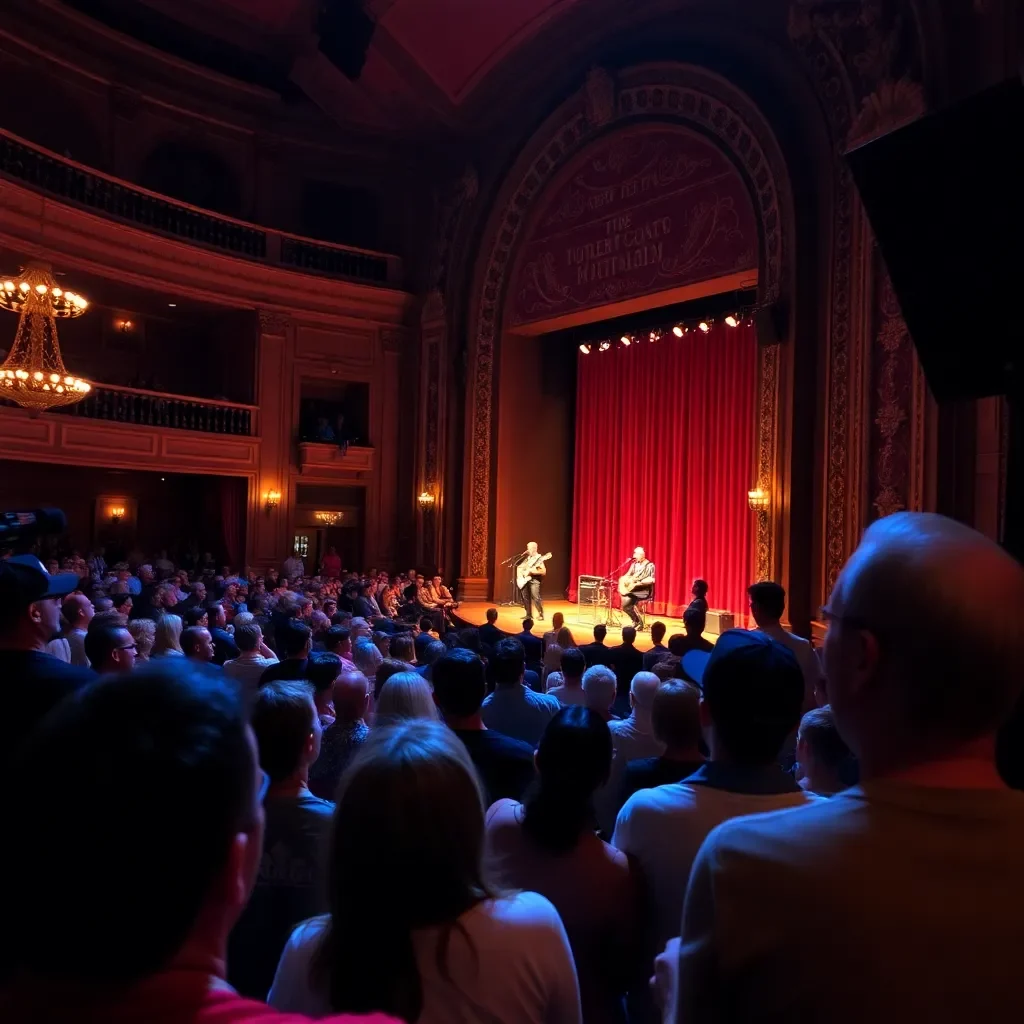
[825,512,1024,761]
[63,593,94,627]
[630,671,662,711]
[333,670,369,725]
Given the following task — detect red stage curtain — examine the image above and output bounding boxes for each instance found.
[219,477,245,572]
[569,323,758,620]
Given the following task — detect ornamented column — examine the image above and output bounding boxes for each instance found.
[418,290,446,572]
[253,310,291,571]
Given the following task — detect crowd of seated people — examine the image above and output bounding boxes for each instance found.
[2,511,1024,1024]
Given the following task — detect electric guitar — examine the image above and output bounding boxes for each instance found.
[516,552,552,589]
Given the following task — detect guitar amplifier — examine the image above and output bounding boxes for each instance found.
[577,575,605,605]
[706,609,735,636]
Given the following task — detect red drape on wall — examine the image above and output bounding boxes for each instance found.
[569,323,758,619]
[218,477,245,572]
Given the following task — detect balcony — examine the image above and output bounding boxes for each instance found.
[0,130,402,288]
[0,383,260,475]
[298,441,375,476]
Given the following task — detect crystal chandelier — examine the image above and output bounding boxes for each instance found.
[0,261,91,412]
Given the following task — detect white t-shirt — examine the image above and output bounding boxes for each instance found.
[67,627,89,667]
[613,778,816,952]
[548,684,587,706]
[223,652,279,691]
[269,891,582,1024]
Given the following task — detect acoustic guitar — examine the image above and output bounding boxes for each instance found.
[618,569,649,596]
[516,552,552,588]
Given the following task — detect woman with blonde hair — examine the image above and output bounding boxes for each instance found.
[127,618,157,661]
[151,614,184,657]
[374,672,438,724]
[269,720,581,1023]
[542,643,564,688]
[352,638,383,689]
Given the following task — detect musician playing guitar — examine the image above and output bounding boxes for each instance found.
[517,541,552,621]
[619,546,655,628]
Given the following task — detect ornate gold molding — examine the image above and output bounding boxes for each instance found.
[464,64,791,583]
[755,343,780,581]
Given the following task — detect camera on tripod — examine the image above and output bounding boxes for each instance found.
[0,509,68,554]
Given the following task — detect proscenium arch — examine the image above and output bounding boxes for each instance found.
[459,62,795,595]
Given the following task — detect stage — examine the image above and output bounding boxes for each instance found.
[454,599,725,652]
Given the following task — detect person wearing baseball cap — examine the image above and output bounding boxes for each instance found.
[0,554,96,769]
[611,628,812,979]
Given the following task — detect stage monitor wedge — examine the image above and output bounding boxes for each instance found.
[846,78,1024,402]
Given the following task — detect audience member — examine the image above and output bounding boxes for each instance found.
[303,651,343,725]
[583,664,619,721]
[322,625,355,671]
[0,557,94,763]
[687,578,709,614]
[207,601,241,666]
[515,617,543,672]
[663,513,1024,1024]
[614,630,811,962]
[642,621,669,670]
[309,671,370,800]
[542,641,564,688]
[608,625,643,715]
[481,638,560,746]
[223,621,280,691]
[268,721,581,1022]
[229,680,333,1000]
[389,632,415,666]
[375,671,438,724]
[486,706,637,1024]
[181,626,216,664]
[127,617,156,661]
[1,661,390,1024]
[62,592,95,666]
[548,647,587,706]
[416,639,446,682]
[478,607,504,649]
[152,613,185,658]
[84,622,138,674]
[794,705,853,796]
[433,648,534,805]
[580,623,612,668]
[620,680,704,805]
[595,672,665,834]
[183,606,209,629]
[651,655,683,683]
[748,580,823,709]
[352,638,383,687]
[261,620,313,684]
[373,657,411,701]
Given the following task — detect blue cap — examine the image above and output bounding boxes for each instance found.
[681,628,801,691]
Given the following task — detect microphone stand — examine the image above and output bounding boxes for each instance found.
[499,550,529,607]
[600,557,633,626]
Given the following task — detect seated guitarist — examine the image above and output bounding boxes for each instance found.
[520,541,547,622]
[621,546,655,628]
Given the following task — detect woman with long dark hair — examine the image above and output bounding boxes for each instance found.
[269,720,581,1024]
[485,707,638,1024]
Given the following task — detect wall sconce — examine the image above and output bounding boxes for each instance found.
[315,510,343,526]
[417,490,436,510]
[264,489,281,513]
[747,487,771,514]
[116,319,133,333]
[109,506,126,523]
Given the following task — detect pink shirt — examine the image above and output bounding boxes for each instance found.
[485,799,639,1024]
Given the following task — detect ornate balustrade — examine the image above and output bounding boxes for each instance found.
[0,130,400,286]
[0,382,256,437]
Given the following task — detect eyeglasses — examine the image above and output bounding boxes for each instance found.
[257,770,271,804]
[116,643,137,651]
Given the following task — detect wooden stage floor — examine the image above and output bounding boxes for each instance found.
[455,599,721,652]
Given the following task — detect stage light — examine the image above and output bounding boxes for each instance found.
[672,324,684,337]
[579,343,592,354]
[648,330,661,343]
[698,320,711,333]
[598,340,611,352]
[724,314,740,327]
[620,334,631,346]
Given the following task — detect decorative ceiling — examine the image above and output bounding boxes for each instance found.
[85,0,583,134]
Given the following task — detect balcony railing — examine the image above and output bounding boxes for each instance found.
[0,130,400,286]
[0,382,256,436]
